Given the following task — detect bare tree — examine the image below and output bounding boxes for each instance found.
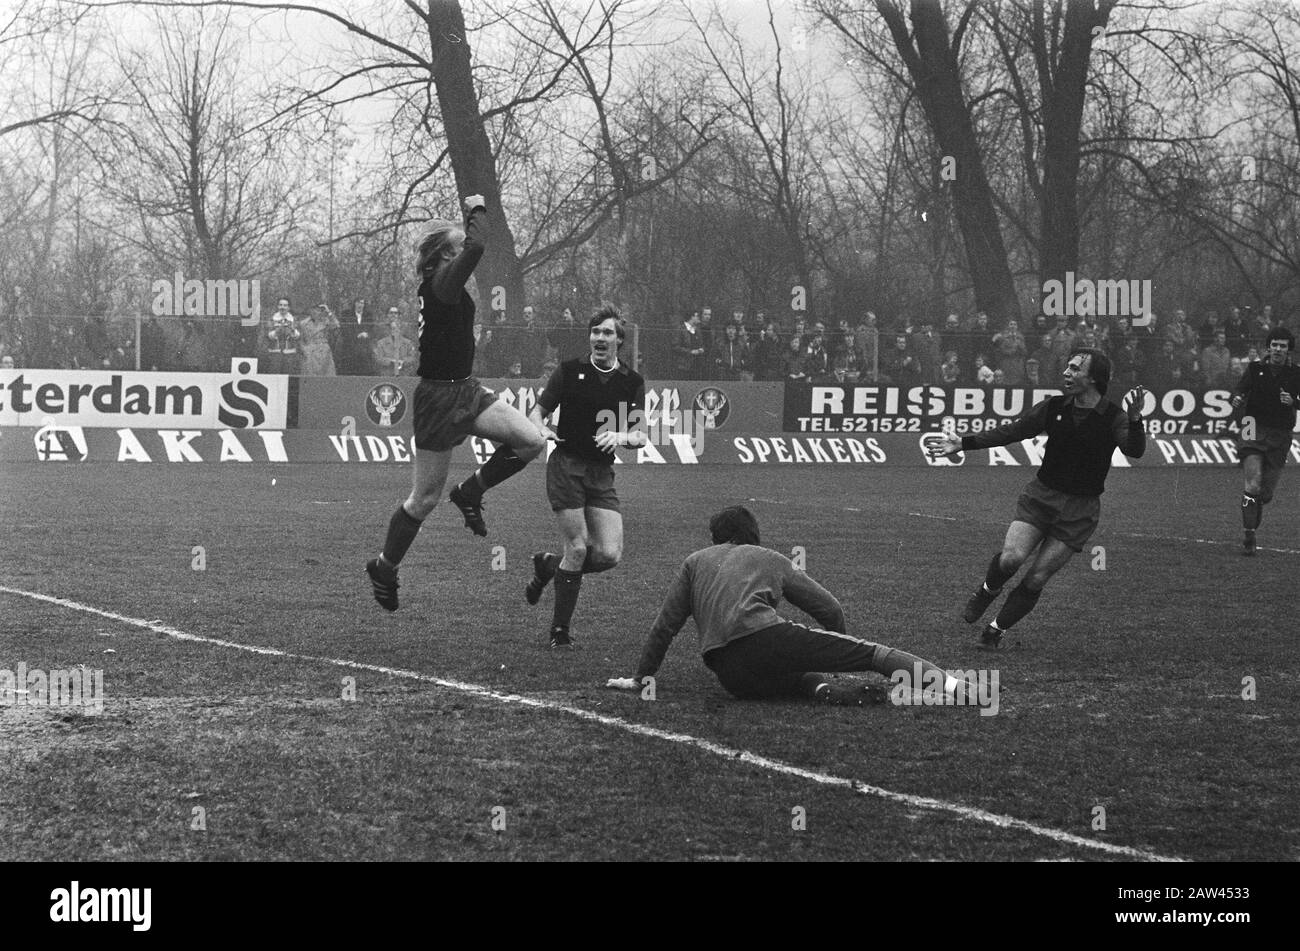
[1161,1,1300,298]
[815,0,1024,321]
[102,7,307,282]
[682,0,822,294]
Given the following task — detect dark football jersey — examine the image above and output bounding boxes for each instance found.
[538,356,646,463]
[416,206,486,380]
[1235,360,1300,431]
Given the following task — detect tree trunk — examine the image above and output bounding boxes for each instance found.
[877,0,1021,323]
[426,0,526,318]
[1037,0,1112,293]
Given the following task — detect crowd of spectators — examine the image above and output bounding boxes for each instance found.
[0,290,1291,395]
[0,295,414,376]
[661,303,1289,392]
[0,293,599,380]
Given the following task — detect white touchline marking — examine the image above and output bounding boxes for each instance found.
[0,584,1182,862]
[1119,531,1300,555]
[907,511,1300,554]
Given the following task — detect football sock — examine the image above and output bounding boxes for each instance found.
[461,446,528,499]
[994,582,1042,630]
[540,552,562,577]
[1241,493,1261,531]
[872,648,974,703]
[983,552,1015,592]
[380,504,424,567]
[581,551,613,574]
[551,568,583,630]
[871,647,950,692]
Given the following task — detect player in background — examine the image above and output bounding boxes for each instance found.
[606,506,976,706]
[525,306,646,648]
[1231,326,1300,555]
[365,195,545,611]
[929,348,1146,649]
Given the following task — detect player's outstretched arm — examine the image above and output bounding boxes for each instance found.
[927,432,963,458]
[628,562,694,683]
[930,399,1053,457]
[431,198,488,304]
[1118,384,1148,458]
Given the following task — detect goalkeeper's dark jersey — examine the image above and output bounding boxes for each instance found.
[416,206,486,381]
[1234,360,1300,431]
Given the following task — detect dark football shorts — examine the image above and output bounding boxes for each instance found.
[1238,425,1294,502]
[412,377,498,452]
[546,449,619,512]
[1237,425,1293,472]
[703,622,881,700]
[1013,477,1101,552]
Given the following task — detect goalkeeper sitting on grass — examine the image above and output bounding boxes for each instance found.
[607,506,974,706]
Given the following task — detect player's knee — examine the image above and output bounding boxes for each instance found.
[516,430,546,461]
[591,544,621,570]
[407,493,439,519]
[565,540,589,563]
[1022,572,1051,593]
[999,547,1025,572]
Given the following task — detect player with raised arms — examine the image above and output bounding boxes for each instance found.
[365,194,546,611]
[1231,326,1300,555]
[524,305,646,648]
[606,506,977,706]
[929,348,1146,649]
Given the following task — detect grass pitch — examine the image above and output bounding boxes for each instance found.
[1,460,1297,861]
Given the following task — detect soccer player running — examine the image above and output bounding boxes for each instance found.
[1231,326,1300,555]
[524,305,647,648]
[365,195,546,611]
[606,506,976,706]
[929,348,1147,649]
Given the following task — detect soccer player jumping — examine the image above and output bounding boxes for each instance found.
[524,306,646,648]
[929,348,1146,649]
[365,195,545,611]
[1231,326,1300,555]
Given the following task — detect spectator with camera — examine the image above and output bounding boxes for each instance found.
[263,297,301,374]
[300,304,340,375]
